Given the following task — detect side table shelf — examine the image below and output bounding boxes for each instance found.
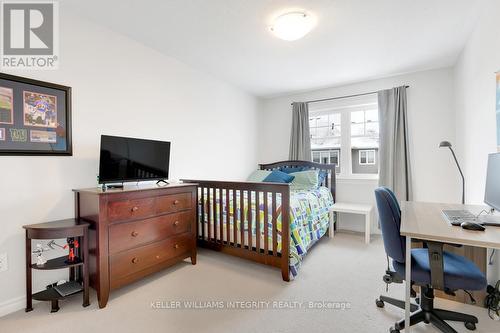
[31,255,83,270]
[23,219,90,313]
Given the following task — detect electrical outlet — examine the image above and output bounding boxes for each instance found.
[0,253,8,272]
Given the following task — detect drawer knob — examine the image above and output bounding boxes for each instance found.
[156,255,161,259]
[174,244,179,249]
[173,221,179,226]
[131,257,139,264]
[173,200,180,205]
[131,206,139,212]
[131,231,139,237]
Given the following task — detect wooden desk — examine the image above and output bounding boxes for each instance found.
[400,201,500,332]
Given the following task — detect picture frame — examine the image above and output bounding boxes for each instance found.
[0,73,72,155]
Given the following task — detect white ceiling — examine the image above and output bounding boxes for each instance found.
[65,0,483,97]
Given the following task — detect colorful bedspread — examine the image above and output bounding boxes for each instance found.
[199,186,334,279]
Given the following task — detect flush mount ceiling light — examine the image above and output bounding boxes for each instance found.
[270,11,317,41]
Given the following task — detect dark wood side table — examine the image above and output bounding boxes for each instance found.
[23,219,90,313]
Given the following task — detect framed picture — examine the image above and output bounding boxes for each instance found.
[0,73,72,155]
[0,87,13,124]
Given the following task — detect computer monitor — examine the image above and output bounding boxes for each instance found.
[484,153,500,212]
[478,153,500,225]
[442,153,500,226]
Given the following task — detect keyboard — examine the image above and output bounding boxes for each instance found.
[53,281,83,297]
[442,210,478,226]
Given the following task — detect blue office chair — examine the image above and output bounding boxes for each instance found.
[374,187,487,333]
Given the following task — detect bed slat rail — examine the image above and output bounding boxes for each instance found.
[181,179,291,281]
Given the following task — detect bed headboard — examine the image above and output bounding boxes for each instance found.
[259,160,336,202]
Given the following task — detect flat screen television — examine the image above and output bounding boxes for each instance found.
[98,135,170,184]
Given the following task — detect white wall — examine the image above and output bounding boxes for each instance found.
[454,0,500,205]
[0,9,259,315]
[259,68,460,232]
[454,0,500,281]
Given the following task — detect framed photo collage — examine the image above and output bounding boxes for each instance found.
[0,73,72,155]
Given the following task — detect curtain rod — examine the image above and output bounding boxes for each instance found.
[290,85,410,105]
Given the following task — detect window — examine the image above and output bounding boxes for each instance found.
[359,150,376,165]
[313,150,340,166]
[310,112,341,173]
[309,95,379,178]
[351,108,379,175]
[351,109,379,137]
[309,113,341,147]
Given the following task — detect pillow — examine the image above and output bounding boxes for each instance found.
[318,170,328,186]
[246,170,272,182]
[279,166,307,174]
[290,170,319,191]
[263,170,295,183]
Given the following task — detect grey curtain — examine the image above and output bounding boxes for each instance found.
[378,86,412,201]
[289,102,312,161]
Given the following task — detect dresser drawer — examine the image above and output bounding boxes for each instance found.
[110,233,193,279]
[108,211,193,254]
[156,192,192,214]
[108,197,156,222]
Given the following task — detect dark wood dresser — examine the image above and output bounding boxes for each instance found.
[73,184,197,308]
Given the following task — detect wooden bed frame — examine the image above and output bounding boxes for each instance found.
[182,160,336,281]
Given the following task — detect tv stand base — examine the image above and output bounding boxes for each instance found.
[103,183,124,190]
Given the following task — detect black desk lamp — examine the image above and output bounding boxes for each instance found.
[439,141,465,204]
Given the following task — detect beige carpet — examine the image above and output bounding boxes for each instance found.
[1,233,499,333]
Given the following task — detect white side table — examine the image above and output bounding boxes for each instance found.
[331,202,374,244]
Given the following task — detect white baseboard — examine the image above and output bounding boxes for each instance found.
[0,295,25,318]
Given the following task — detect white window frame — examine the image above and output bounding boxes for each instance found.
[309,112,341,149]
[309,94,379,180]
[351,109,379,139]
[359,149,376,165]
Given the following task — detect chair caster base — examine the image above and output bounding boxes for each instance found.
[378,287,480,333]
[376,298,385,308]
[465,322,476,331]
